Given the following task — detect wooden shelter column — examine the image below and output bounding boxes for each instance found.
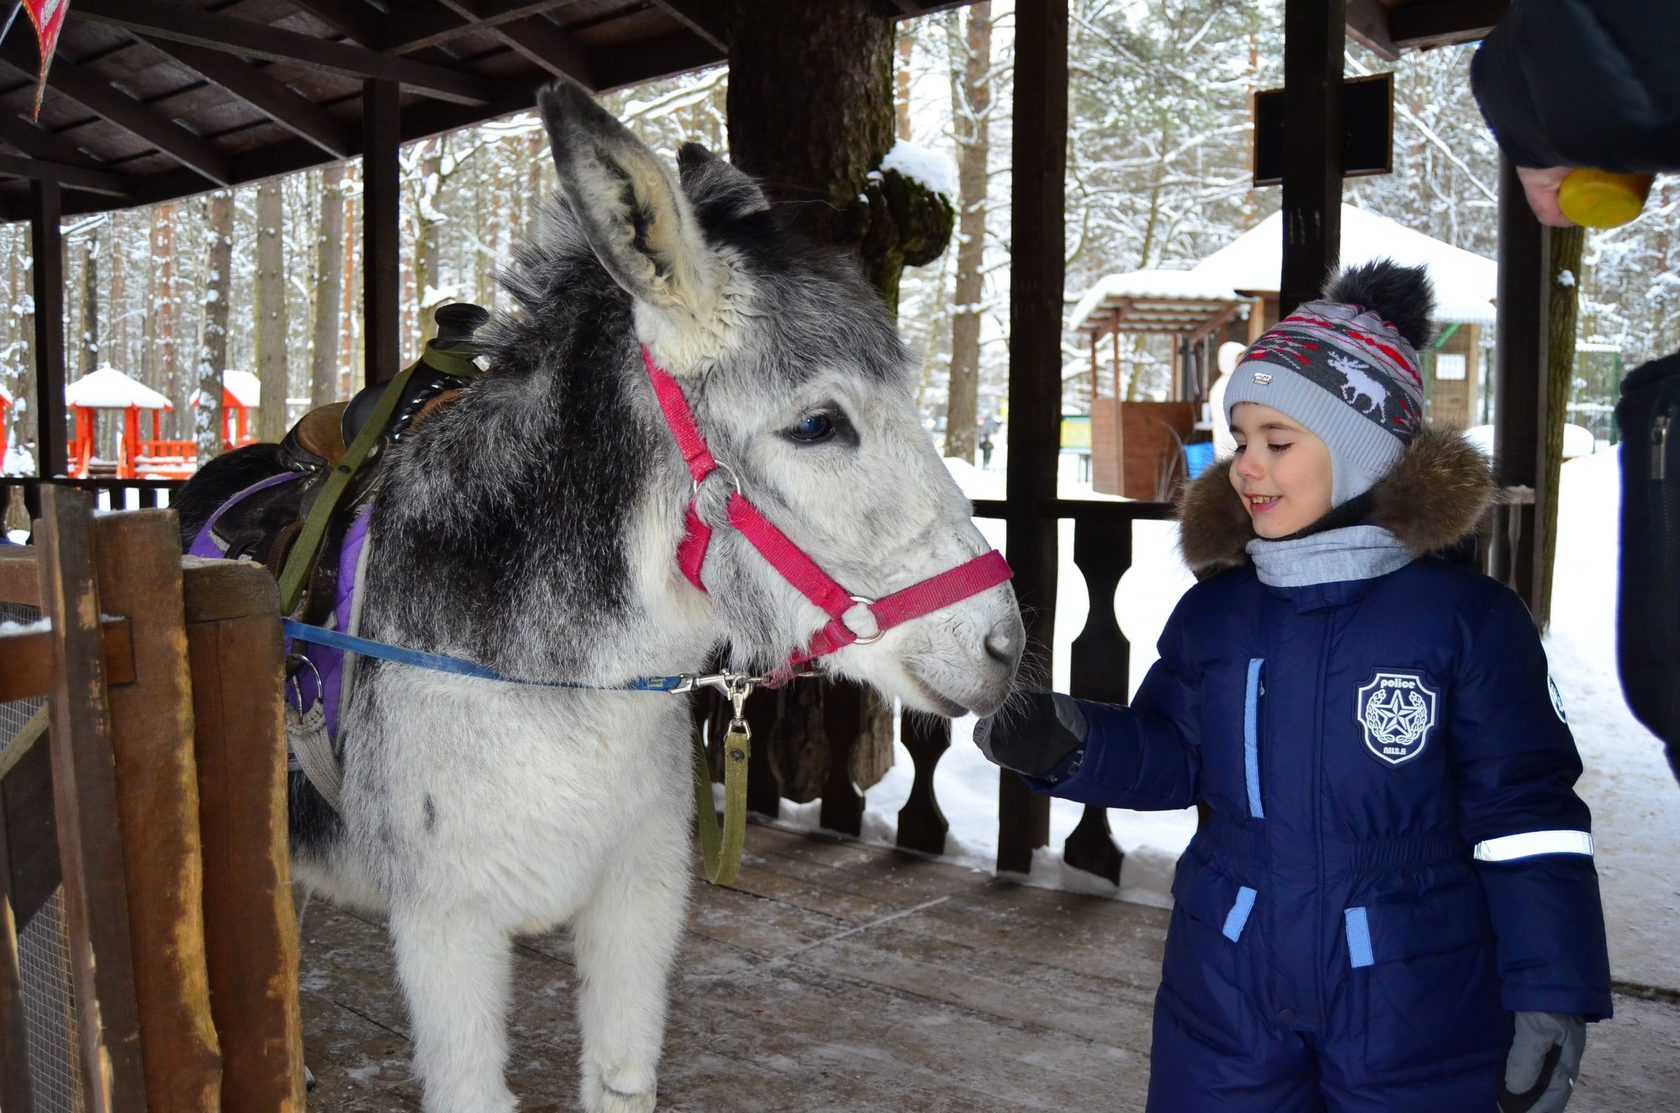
[1278,0,1344,315]
[30,181,67,477]
[362,80,401,386]
[1491,156,1544,609]
[998,0,1067,876]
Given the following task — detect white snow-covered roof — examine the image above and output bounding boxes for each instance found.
[188,369,261,408]
[1190,205,1499,325]
[1069,269,1246,333]
[64,365,172,410]
[880,140,958,201]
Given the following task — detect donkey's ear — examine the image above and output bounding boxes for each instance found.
[677,142,771,217]
[538,81,715,320]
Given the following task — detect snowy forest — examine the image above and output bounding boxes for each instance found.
[4,0,1677,474]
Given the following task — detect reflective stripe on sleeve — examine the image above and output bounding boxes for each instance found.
[1472,830,1595,862]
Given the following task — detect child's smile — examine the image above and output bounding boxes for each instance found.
[1228,402,1335,538]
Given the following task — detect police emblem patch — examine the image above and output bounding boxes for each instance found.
[1355,670,1438,766]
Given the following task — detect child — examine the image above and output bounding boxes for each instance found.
[977,261,1611,1113]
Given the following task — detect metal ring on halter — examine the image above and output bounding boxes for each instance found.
[690,459,743,500]
[845,595,883,645]
[285,653,324,709]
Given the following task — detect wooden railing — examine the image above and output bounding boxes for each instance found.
[3,477,184,538]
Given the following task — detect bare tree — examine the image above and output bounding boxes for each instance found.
[196,191,234,462]
[255,178,290,440]
[944,2,992,463]
[310,162,346,405]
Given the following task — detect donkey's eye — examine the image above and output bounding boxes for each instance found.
[787,412,835,443]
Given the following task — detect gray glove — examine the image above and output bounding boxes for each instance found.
[973,689,1089,780]
[1500,1011,1586,1113]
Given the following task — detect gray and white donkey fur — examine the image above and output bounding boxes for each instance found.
[226,83,1020,1113]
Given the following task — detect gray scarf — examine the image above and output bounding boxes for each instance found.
[1246,524,1414,588]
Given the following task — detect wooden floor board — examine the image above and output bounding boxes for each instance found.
[295,822,1680,1112]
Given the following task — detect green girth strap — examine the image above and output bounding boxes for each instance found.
[275,344,480,616]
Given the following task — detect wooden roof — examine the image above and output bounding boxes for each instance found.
[0,0,968,221]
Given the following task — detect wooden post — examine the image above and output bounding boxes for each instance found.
[36,486,147,1113]
[92,512,222,1113]
[1279,0,1344,316]
[1492,156,1544,609]
[896,715,950,855]
[999,0,1067,876]
[181,558,305,1113]
[362,79,401,386]
[1063,516,1130,883]
[30,181,67,478]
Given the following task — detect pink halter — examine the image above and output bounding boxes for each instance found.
[641,346,1013,676]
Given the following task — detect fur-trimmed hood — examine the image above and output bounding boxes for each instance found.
[1177,423,1499,577]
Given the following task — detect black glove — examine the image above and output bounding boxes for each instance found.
[1500,1011,1586,1113]
[973,689,1089,780]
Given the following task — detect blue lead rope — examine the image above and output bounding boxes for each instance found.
[281,619,691,692]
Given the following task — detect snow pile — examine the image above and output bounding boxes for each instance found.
[3,443,34,476]
[880,140,959,202]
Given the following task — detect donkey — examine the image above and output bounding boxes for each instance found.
[177,82,1023,1113]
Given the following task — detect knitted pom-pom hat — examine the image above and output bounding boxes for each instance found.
[1223,259,1436,507]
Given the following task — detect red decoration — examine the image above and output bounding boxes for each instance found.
[22,0,69,119]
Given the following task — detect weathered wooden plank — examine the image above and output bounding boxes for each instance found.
[30,183,67,478]
[184,558,304,1112]
[0,620,135,702]
[37,486,147,1113]
[92,511,222,1113]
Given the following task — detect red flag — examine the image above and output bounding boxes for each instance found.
[22,0,68,119]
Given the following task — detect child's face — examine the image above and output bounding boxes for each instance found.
[1228,403,1334,538]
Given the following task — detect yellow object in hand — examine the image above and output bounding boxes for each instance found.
[1557,169,1655,228]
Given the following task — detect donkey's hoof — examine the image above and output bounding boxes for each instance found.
[583,1071,656,1113]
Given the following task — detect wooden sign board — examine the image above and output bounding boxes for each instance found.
[1252,72,1395,186]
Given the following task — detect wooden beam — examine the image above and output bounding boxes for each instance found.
[0,112,112,173]
[30,183,67,478]
[1491,155,1543,608]
[384,0,573,52]
[73,0,494,107]
[0,152,129,196]
[140,38,355,158]
[286,0,383,45]
[1389,0,1507,51]
[363,79,401,387]
[1344,0,1399,61]
[593,29,725,94]
[0,619,135,701]
[646,0,731,54]
[1279,0,1344,316]
[0,37,231,185]
[999,0,1066,877]
[420,1,596,85]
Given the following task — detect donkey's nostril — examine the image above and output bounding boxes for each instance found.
[984,618,1022,668]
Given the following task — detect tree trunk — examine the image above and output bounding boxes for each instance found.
[196,192,234,463]
[341,170,360,397]
[943,3,992,464]
[255,178,289,442]
[311,163,347,405]
[416,140,444,344]
[729,2,954,805]
[80,234,99,373]
[895,28,914,140]
[1536,225,1585,632]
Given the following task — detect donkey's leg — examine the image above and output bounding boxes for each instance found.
[390,903,519,1113]
[571,811,690,1113]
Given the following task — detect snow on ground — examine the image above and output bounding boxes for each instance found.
[771,441,1679,989]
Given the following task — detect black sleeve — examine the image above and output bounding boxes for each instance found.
[1470,0,1680,172]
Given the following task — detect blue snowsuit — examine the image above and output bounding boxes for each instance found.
[1040,429,1612,1112]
